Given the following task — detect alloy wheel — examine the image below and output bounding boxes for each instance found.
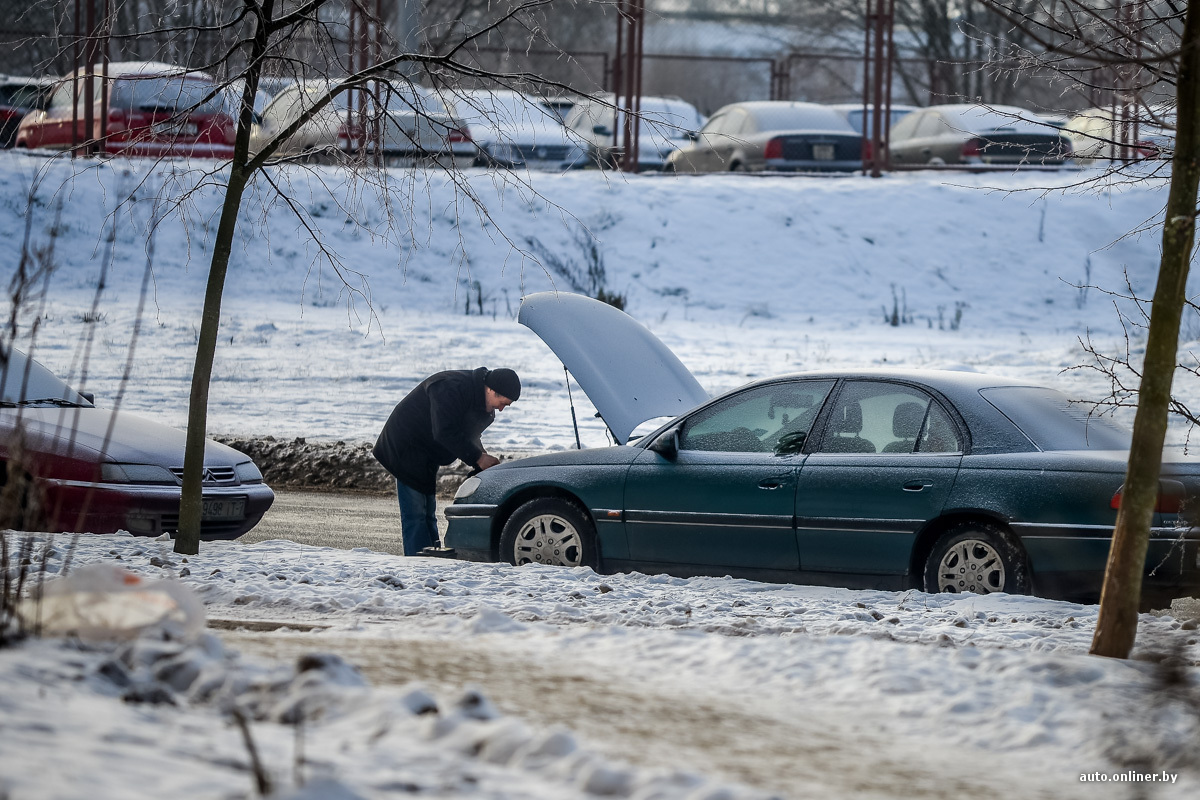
[512,513,584,567]
[935,538,1005,593]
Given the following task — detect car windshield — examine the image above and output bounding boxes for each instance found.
[0,83,47,109]
[327,84,447,115]
[110,76,226,113]
[945,106,1050,133]
[979,386,1131,451]
[752,105,852,132]
[0,348,90,407]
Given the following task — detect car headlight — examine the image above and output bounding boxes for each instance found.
[100,463,179,485]
[235,461,264,484]
[455,475,482,500]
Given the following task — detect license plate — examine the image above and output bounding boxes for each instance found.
[812,144,835,160]
[152,121,199,137]
[202,497,245,521]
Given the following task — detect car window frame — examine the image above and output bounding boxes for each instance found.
[806,378,970,456]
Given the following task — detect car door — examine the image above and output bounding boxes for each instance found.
[624,379,835,571]
[794,380,964,574]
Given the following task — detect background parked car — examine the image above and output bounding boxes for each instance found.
[665,101,862,173]
[15,61,237,158]
[0,75,52,147]
[828,102,918,139]
[439,88,587,170]
[887,104,1073,168]
[444,292,1200,609]
[1063,105,1174,162]
[250,79,475,167]
[1,348,273,539]
[564,94,705,170]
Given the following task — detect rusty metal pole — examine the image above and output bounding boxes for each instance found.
[631,0,644,171]
[869,0,886,178]
[860,0,873,175]
[883,0,895,171]
[347,1,357,155]
[99,0,109,156]
[83,0,95,156]
[71,0,80,156]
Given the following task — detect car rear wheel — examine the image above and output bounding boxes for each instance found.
[923,522,1029,595]
[499,497,598,570]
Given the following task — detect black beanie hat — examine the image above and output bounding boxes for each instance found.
[484,368,521,401]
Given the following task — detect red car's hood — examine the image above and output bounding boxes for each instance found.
[4,406,245,467]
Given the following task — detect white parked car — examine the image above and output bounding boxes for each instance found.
[563,94,706,170]
[1063,105,1174,163]
[439,88,587,171]
[250,79,475,167]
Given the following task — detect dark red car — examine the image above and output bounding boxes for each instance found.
[0,76,52,147]
[15,61,236,159]
[1,347,273,539]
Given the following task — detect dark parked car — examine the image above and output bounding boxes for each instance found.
[1,347,273,539]
[666,101,862,173]
[887,104,1073,168]
[0,75,52,147]
[16,61,236,159]
[444,292,1200,607]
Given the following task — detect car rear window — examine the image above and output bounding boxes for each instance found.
[0,83,47,109]
[110,76,226,114]
[752,105,853,133]
[979,386,1131,451]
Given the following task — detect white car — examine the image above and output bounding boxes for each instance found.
[250,79,475,167]
[563,94,706,170]
[1063,105,1174,163]
[439,88,587,171]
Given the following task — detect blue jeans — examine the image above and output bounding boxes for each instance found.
[396,481,439,556]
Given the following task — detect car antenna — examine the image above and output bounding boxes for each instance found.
[564,365,583,449]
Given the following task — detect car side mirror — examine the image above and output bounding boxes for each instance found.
[648,427,680,460]
[80,391,95,405]
[684,130,699,141]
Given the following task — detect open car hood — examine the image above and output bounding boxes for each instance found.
[518,292,709,444]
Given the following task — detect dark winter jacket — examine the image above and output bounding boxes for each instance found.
[372,367,495,495]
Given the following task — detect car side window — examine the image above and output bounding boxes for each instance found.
[919,401,962,453]
[262,87,301,127]
[914,113,942,137]
[889,111,921,139]
[680,381,835,454]
[723,108,749,135]
[699,112,726,135]
[818,381,957,455]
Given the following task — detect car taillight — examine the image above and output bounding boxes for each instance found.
[1135,139,1160,159]
[1110,479,1187,514]
[764,137,783,160]
[862,138,873,161]
[962,138,983,158]
[337,122,364,151]
[107,108,127,134]
[448,126,472,144]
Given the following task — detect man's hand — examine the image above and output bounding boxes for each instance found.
[476,453,500,470]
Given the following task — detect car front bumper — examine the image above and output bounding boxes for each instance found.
[443,503,497,561]
[38,479,275,540]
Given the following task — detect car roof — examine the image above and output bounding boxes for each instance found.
[67,62,214,80]
[738,368,1036,394]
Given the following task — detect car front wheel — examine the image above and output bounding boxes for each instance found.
[499,497,599,570]
[923,522,1029,595]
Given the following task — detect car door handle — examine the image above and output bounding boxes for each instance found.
[903,480,934,492]
[759,479,787,490]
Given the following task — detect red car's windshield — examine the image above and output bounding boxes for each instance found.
[0,348,91,407]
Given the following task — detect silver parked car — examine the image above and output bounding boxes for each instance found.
[665,101,862,173]
[250,79,475,167]
[438,88,588,171]
[887,104,1073,168]
[563,94,705,170]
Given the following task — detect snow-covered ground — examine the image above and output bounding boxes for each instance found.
[3,152,1200,798]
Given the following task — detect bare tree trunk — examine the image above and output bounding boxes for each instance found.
[174,0,271,555]
[1090,1,1200,659]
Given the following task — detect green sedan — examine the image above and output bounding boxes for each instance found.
[443,293,1200,607]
